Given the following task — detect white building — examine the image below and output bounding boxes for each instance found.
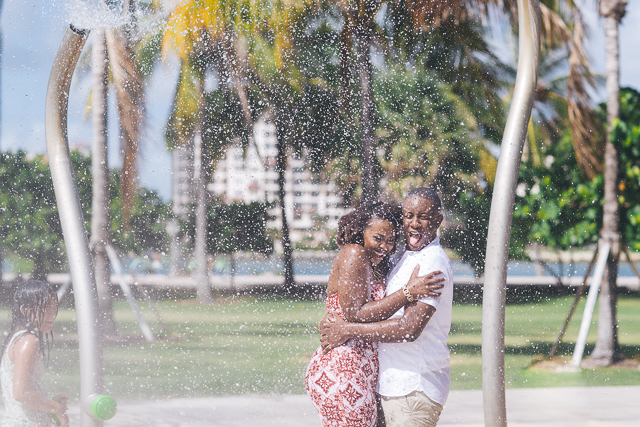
[208,118,348,249]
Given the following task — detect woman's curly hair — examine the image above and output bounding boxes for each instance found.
[336,201,403,279]
[337,201,403,246]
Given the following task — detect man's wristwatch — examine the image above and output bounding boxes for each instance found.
[402,285,414,303]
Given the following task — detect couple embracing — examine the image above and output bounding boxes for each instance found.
[305,188,453,427]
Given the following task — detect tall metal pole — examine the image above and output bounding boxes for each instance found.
[481,0,540,425]
[45,25,103,427]
[0,0,3,151]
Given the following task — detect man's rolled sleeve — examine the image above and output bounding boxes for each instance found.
[416,257,449,309]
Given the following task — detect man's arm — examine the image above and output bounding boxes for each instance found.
[320,302,435,353]
[336,245,443,324]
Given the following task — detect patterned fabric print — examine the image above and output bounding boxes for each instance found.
[1,331,50,427]
[306,284,385,427]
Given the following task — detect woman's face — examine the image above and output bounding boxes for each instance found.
[39,298,58,334]
[363,218,396,266]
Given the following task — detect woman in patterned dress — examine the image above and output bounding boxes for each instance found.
[305,201,444,426]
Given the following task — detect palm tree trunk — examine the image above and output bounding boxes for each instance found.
[274,109,294,292]
[590,10,625,365]
[105,28,143,230]
[91,28,118,336]
[355,27,378,203]
[234,78,265,166]
[194,77,214,304]
[226,37,266,169]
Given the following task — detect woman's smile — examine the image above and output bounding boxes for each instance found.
[363,218,397,266]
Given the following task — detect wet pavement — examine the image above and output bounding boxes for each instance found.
[34,385,640,426]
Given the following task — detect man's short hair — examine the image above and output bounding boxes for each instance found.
[406,187,442,212]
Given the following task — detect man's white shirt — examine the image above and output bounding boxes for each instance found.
[377,236,453,405]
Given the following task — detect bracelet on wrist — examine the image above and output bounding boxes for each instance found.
[402,285,414,303]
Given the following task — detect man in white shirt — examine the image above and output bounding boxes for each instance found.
[377,187,452,426]
[320,188,453,426]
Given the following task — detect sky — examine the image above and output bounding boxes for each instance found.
[0,0,177,200]
[1,0,640,201]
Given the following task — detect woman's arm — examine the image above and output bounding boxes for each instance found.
[320,302,435,353]
[353,266,443,322]
[336,245,444,324]
[12,335,69,426]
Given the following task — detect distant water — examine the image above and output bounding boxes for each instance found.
[208,258,638,278]
[2,255,636,279]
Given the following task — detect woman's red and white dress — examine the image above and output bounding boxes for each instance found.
[305,283,385,427]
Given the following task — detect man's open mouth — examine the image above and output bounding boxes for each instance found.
[408,231,423,247]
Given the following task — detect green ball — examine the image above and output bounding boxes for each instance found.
[90,395,117,421]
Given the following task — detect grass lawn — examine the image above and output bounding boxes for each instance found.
[2,289,640,401]
[449,291,640,390]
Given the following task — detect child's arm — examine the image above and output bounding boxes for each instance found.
[11,334,69,426]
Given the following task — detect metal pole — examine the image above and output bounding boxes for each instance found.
[45,25,103,427]
[481,0,540,425]
[572,242,611,367]
[549,247,599,358]
[105,245,155,342]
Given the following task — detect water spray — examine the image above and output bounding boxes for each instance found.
[45,23,116,427]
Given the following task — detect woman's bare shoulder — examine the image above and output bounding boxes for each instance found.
[337,244,367,260]
[334,245,369,275]
[328,245,368,295]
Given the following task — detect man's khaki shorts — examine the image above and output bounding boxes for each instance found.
[379,391,443,427]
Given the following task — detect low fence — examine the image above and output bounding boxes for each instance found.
[27,272,638,292]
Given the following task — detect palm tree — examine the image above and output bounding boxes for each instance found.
[161,0,267,302]
[318,0,383,202]
[91,28,117,336]
[588,0,628,366]
[162,0,261,146]
[436,0,619,366]
[247,0,310,290]
[162,58,215,304]
[406,0,600,169]
[193,70,213,304]
[89,0,146,334]
[161,0,324,293]
[319,0,597,203]
[106,26,145,228]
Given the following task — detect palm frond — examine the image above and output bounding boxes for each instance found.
[106,28,146,228]
[165,60,200,149]
[135,25,164,79]
[566,17,603,178]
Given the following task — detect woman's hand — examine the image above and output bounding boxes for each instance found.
[319,312,350,354]
[405,265,445,299]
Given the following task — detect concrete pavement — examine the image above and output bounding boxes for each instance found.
[26,385,639,426]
